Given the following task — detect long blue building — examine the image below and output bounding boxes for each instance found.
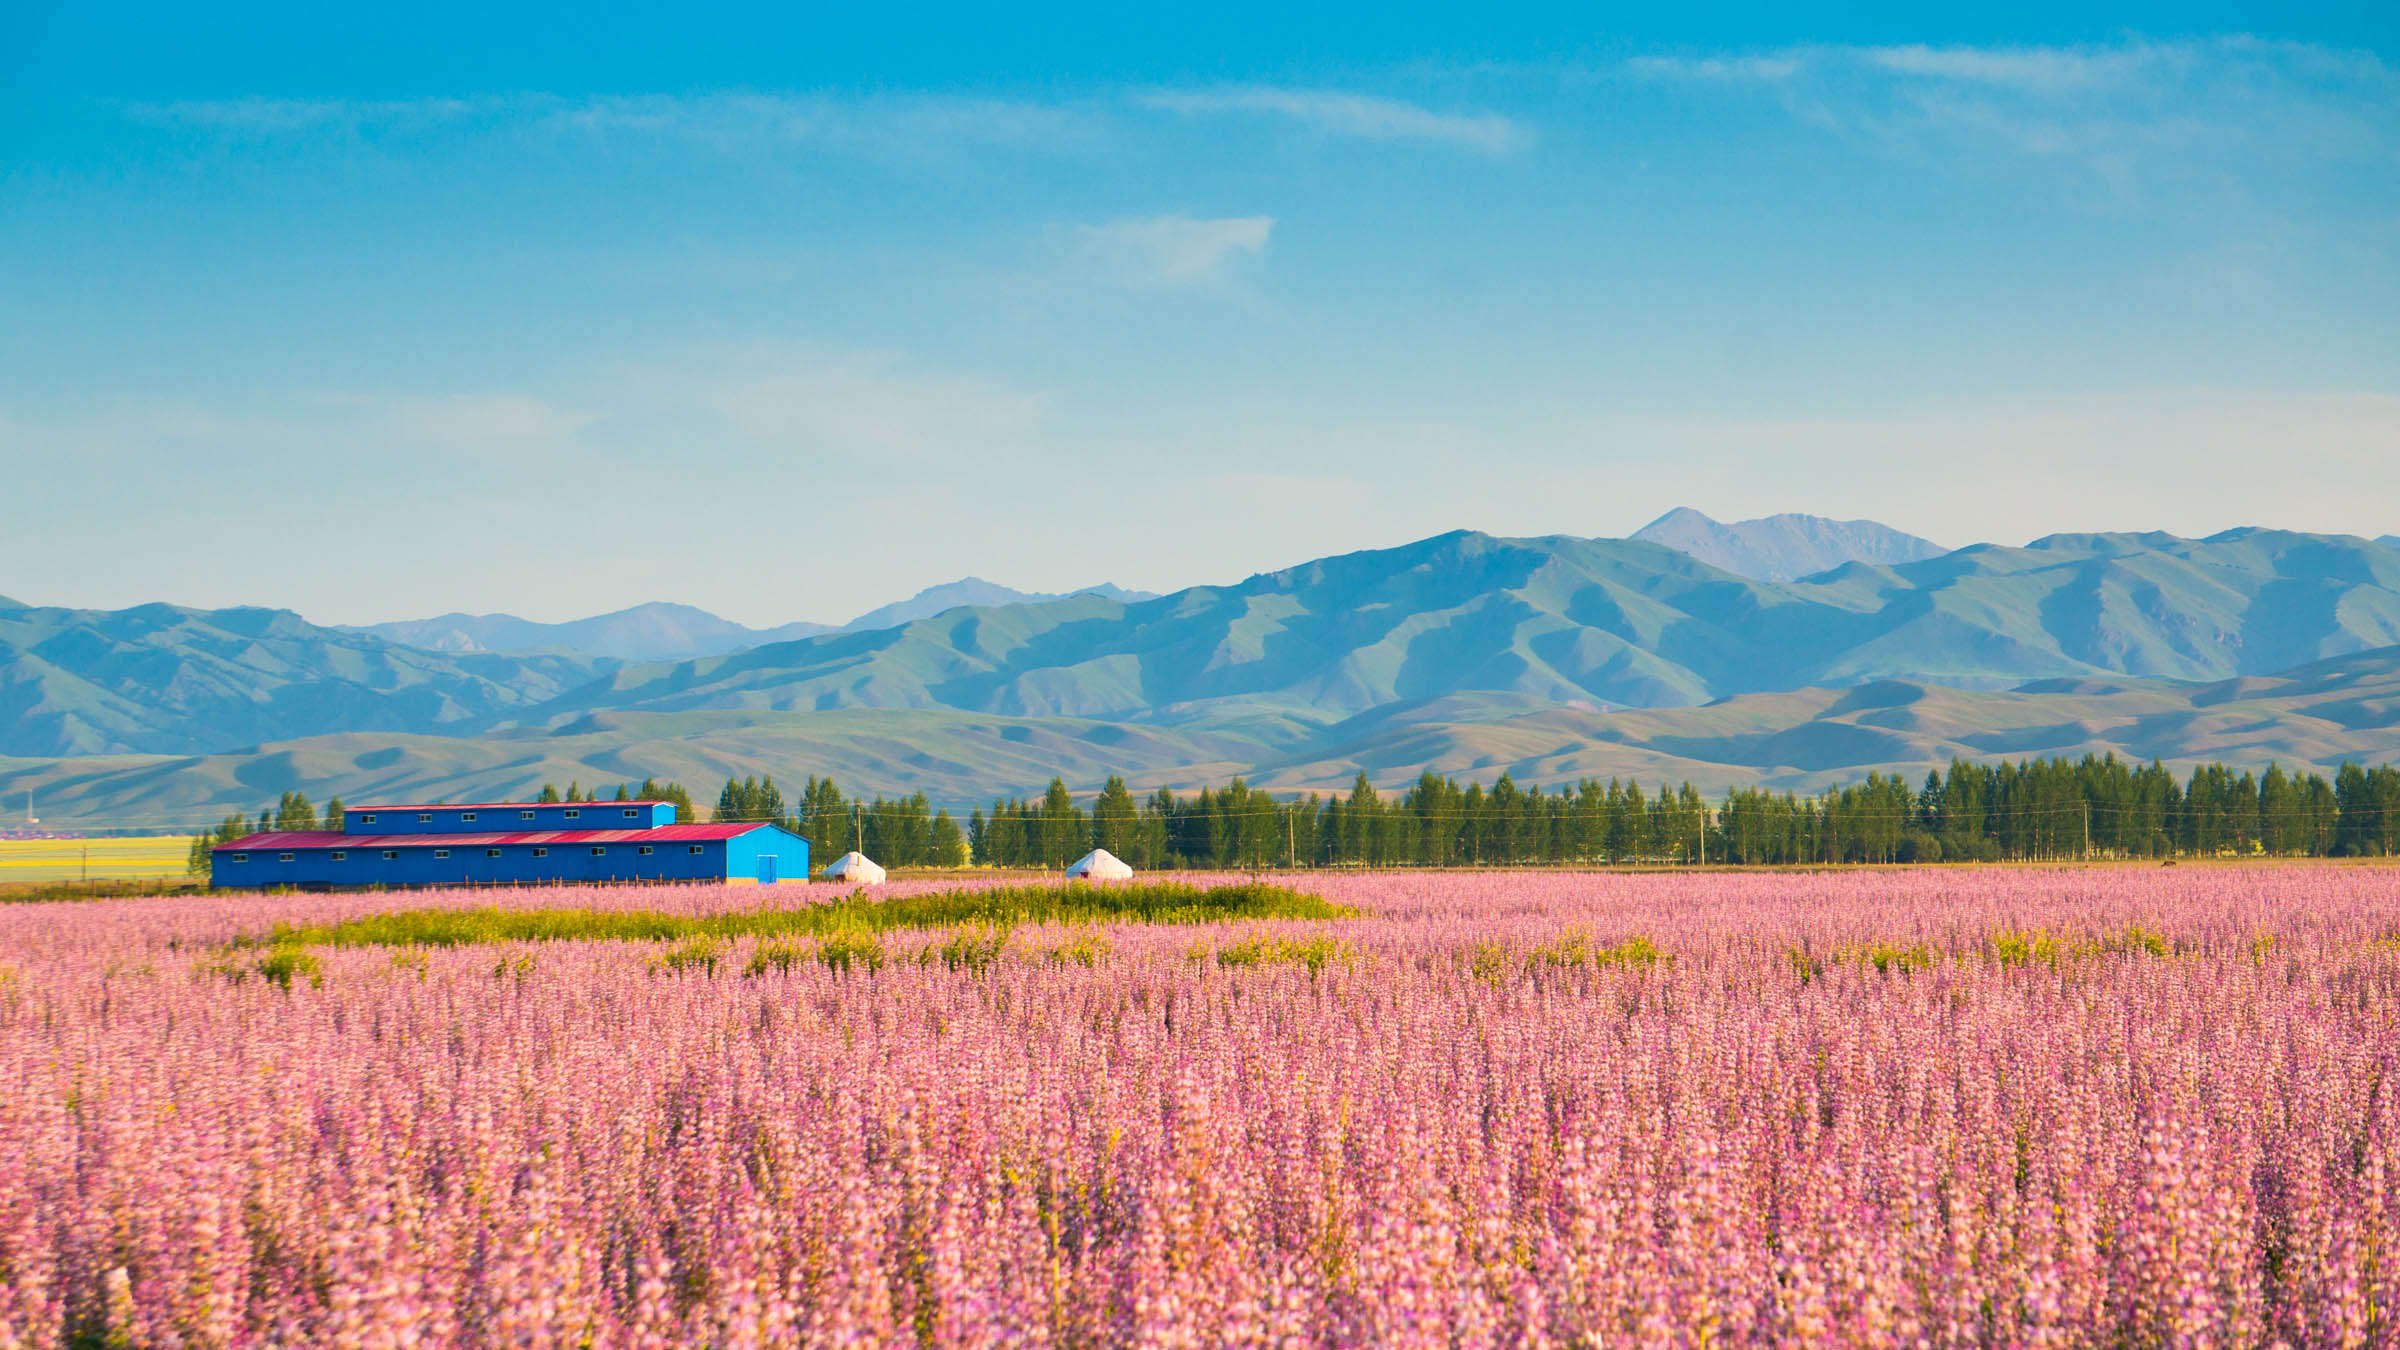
[211,799,809,890]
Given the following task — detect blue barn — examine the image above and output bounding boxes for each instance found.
[211,799,809,890]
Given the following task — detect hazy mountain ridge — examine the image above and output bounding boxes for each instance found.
[345,578,1156,662]
[346,603,833,662]
[13,644,2400,828]
[0,600,613,758]
[11,527,2400,762]
[511,527,2400,727]
[1629,508,1946,581]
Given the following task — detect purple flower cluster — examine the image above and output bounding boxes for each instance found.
[0,866,2394,1345]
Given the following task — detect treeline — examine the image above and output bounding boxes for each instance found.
[191,756,2400,879]
[188,791,348,876]
[938,756,2400,868]
[539,778,700,821]
[1709,758,2397,863]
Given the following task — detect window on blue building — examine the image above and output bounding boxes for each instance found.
[639,845,654,855]
[360,813,377,824]
[434,849,450,859]
[624,808,639,818]
[418,813,432,823]
[533,847,548,857]
[565,809,580,820]
[232,852,248,862]
[382,850,397,860]
[462,812,477,822]
[332,851,346,861]
[278,852,293,862]
[487,848,501,858]
[590,845,606,856]
[520,810,535,820]
[688,844,704,855]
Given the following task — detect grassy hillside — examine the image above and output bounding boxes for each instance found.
[503,528,2400,728]
[0,600,614,757]
[11,646,2400,830]
[15,530,2400,762]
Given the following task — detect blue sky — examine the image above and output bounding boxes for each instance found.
[4,3,2395,626]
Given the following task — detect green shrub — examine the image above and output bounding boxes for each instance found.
[245,880,1345,952]
[1840,941,1938,975]
[1042,927,1110,968]
[929,924,1008,974]
[1593,936,1665,969]
[745,940,806,977]
[817,929,884,976]
[650,936,723,977]
[1216,935,1353,973]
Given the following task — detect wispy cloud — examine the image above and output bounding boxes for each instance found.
[126,85,1533,158]
[123,95,506,134]
[1623,54,1806,83]
[1136,87,1527,153]
[122,90,1100,155]
[1860,43,2163,90]
[1070,214,1274,288]
[1624,37,2397,180]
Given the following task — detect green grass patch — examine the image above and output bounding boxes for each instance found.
[1208,934,1354,973]
[246,880,1343,951]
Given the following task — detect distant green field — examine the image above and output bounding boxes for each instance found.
[0,836,189,882]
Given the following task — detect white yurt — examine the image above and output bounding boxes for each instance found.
[822,851,887,883]
[1065,848,1134,880]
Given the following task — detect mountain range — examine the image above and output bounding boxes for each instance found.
[1628,508,1946,581]
[7,516,2399,822]
[12,644,2400,829]
[500,526,2400,728]
[343,578,1156,662]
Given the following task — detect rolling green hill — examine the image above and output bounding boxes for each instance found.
[10,527,2400,766]
[510,527,2400,727]
[0,600,614,757]
[12,645,2400,830]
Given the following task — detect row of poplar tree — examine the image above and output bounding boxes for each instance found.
[194,755,2400,876]
[752,755,2400,869]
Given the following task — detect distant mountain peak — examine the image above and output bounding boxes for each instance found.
[342,578,1160,664]
[838,578,1156,633]
[1630,508,1946,582]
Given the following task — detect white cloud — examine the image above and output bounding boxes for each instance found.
[1071,214,1275,287]
[1624,37,2396,167]
[121,96,500,134]
[1136,87,1527,153]
[1624,54,1808,83]
[121,91,1100,155]
[1861,43,2162,91]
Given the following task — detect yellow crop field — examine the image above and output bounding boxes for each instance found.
[0,836,192,883]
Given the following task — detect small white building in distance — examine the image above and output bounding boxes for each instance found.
[822,851,887,883]
[1066,848,1134,880]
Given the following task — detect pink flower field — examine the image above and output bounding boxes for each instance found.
[3,866,2397,1346]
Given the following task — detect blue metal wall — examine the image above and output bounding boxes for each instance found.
[212,825,808,889]
[346,802,676,835]
[725,827,809,885]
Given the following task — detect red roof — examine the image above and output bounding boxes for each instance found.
[352,800,669,812]
[219,823,780,850]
